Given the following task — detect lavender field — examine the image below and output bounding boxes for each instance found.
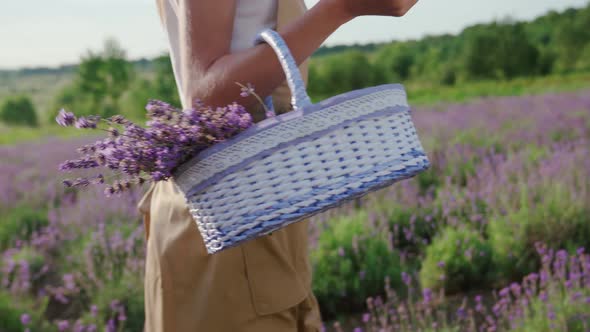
[1,90,589,331]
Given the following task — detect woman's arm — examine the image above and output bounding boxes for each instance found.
[175,0,418,109]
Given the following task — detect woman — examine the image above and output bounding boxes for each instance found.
[138,0,418,331]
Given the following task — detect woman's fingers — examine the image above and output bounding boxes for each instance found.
[390,0,419,17]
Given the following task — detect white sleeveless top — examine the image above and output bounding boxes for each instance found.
[159,0,278,109]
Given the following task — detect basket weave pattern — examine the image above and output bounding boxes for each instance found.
[172,30,430,253]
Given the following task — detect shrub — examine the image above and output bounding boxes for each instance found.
[58,222,146,331]
[317,51,377,95]
[382,204,438,252]
[0,290,47,331]
[0,206,49,250]
[121,78,156,121]
[0,95,38,127]
[489,184,590,283]
[361,244,590,331]
[48,84,95,124]
[415,168,441,194]
[488,212,538,284]
[0,291,24,332]
[9,246,46,274]
[420,226,493,293]
[90,275,145,332]
[510,293,590,332]
[0,246,47,297]
[312,210,402,317]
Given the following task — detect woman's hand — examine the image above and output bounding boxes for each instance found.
[168,0,419,112]
[172,0,353,110]
[332,0,419,19]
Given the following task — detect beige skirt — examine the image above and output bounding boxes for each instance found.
[137,178,322,331]
[139,0,321,328]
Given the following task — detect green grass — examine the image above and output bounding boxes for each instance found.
[406,72,590,105]
[310,72,590,106]
[0,123,102,145]
[2,71,590,145]
[0,72,73,116]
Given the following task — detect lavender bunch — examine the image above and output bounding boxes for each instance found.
[56,96,253,197]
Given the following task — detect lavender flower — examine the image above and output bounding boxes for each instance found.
[57,320,70,332]
[90,304,98,317]
[63,273,76,291]
[107,319,116,332]
[239,82,255,97]
[359,270,366,280]
[74,116,98,129]
[5,88,587,331]
[20,313,31,325]
[73,320,85,332]
[55,109,76,126]
[58,97,254,196]
[362,313,370,323]
[422,288,433,305]
[110,299,120,311]
[402,272,411,286]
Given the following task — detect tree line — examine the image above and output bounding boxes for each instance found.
[2,4,589,127]
[307,4,590,97]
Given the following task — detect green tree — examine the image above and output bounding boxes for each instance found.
[554,6,590,72]
[76,38,134,117]
[321,51,375,94]
[152,55,181,106]
[122,54,181,120]
[306,62,325,99]
[525,9,563,74]
[48,84,94,124]
[375,42,416,81]
[463,22,539,80]
[502,23,540,78]
[0,95,38,127]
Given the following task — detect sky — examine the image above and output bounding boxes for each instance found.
[1,0,588,70]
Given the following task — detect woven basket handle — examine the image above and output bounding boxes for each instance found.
[255,29,313,112]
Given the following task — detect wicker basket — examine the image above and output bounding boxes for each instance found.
[172,29,431,254]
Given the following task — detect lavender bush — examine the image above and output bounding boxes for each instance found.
[0,89,589,331]
[311,90,590,319]
[419,226,493,294]
[347,245,590,332]
[312,210,403,315]
[1,135,147,330]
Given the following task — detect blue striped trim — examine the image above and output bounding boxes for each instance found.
[184,103,411,198]
[203,151,430,253]
[173,84,406,179]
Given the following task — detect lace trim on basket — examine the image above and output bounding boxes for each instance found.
[173,86,408,194]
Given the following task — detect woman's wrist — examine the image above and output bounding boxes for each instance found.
[317,0,355,27]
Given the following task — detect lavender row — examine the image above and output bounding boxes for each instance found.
[0,90,588,331]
